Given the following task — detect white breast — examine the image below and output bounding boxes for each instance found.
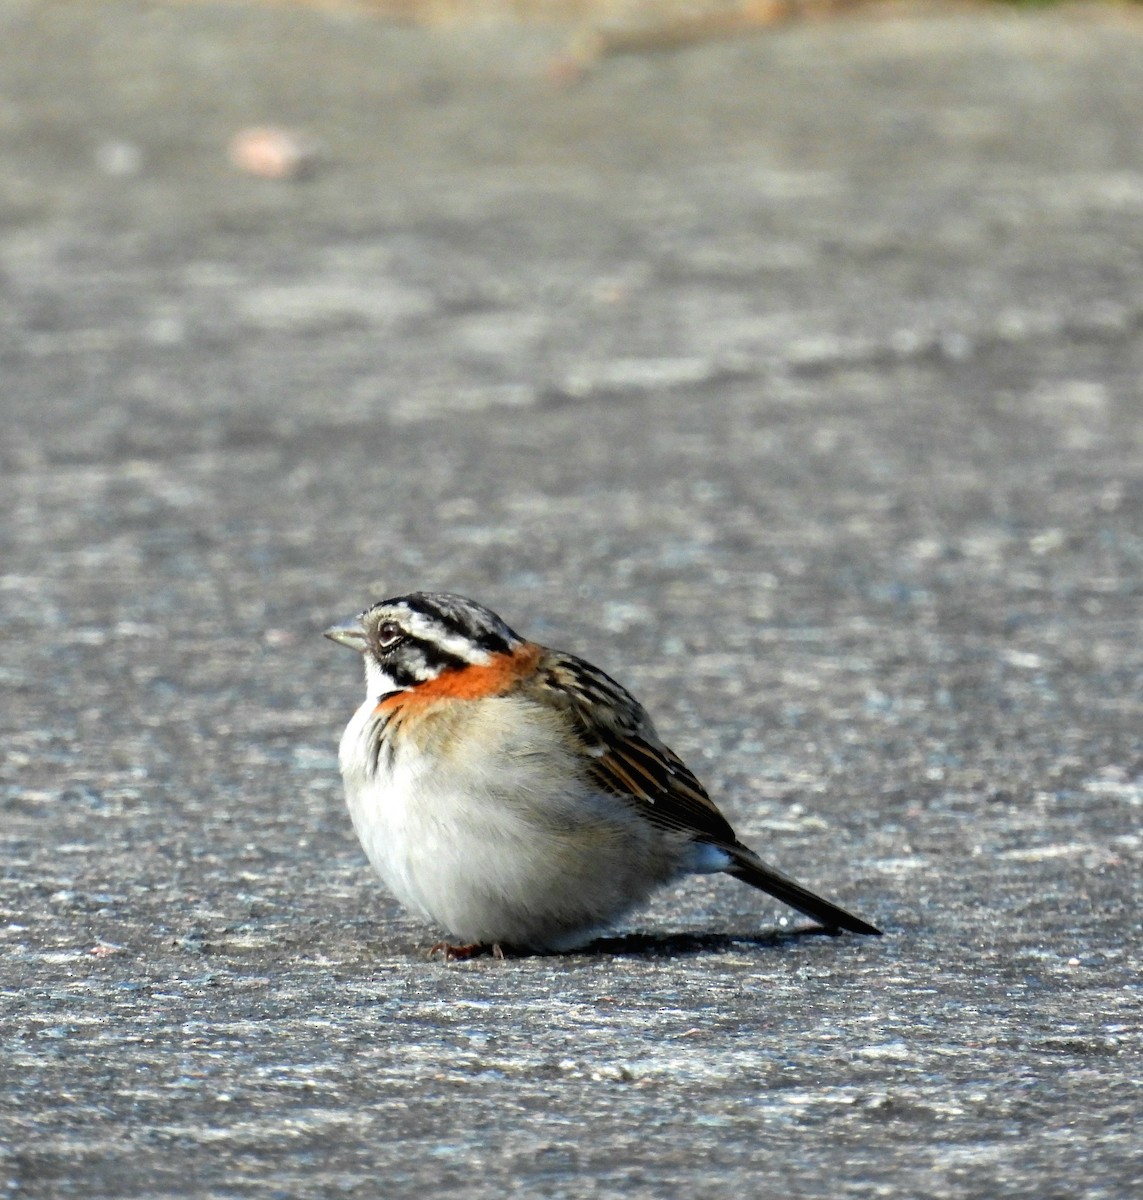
[337,692,684,948]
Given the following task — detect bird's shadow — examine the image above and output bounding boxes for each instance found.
[552,926,844,959]
[386,925,876,963]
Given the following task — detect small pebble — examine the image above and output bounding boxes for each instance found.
[228,127,317,180]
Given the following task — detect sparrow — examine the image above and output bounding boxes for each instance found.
[325,591,880,957]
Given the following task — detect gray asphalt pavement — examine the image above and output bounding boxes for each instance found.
[2,3,1142,1197]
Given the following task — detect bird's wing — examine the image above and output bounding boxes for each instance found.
[529,648,882,937]
[531,648,738,845]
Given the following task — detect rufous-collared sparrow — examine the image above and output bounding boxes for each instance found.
[325,592,880,957]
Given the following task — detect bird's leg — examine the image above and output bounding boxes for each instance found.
[428,940,489,961]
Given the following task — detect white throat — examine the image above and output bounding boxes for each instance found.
[364,657,400,700]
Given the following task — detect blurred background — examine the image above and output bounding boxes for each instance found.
[2,1,1142,1196]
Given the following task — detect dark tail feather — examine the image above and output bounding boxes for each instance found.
[727,846,881,936]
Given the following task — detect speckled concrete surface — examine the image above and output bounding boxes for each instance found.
[1,3,1142,1197]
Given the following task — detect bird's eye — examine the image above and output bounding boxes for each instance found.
[375,621,404,650]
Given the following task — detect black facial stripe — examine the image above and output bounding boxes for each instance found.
[465,628,514,655]
[385,591,520,656]
[413,638,470,675]
[386,638,469,688]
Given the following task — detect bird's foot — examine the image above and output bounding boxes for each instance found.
[428,941,505,962]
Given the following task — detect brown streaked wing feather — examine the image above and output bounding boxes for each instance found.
[527,649,882,935]
[532,649,738,846]
[588,733,738,845]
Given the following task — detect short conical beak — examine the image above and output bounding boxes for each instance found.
[323,617,368,653]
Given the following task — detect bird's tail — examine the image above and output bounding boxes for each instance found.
[727,845,881,936]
